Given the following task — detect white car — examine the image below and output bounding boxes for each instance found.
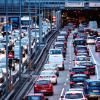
[39,70,57,84]
[61,90,87,100]
[87,36,95,44]
[48,49,64,70]
[43,64,59,76]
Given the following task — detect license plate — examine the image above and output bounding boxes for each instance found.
[41,90,46,92]
[93,90,99,92]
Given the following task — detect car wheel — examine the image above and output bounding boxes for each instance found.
[23,53,25,57]
[50,92,54,96]
[54,80,57,85]
[95,48,97,52]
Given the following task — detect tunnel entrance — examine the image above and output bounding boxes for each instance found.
[61,9,100,27]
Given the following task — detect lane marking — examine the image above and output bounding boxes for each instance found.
[59,88,64,100]
[88,45,99,79]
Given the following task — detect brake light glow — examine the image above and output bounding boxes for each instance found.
[69,82,75,84]
[70,72,75,75]
[90,66,95,68]
[84,71,88,74]
[62,61,64,65]
[52,76,56,78]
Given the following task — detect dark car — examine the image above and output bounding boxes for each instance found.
[73,39,87,47]
[95,41,100,52]
[79,61,96,75]
[69,66,90,78]
[69,74,88,88]
[84,79,100,99]
[74,45,89,55]
[24,93,48,100]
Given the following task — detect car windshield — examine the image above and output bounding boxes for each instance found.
[74,40,86,45]
[55,44,63,47]
[72,76,87,80]
[28,96,41,100]
[89,81,100,87]
[76,57,89,61]
[88,36,95,39]
[50,50,61,54]
[77,47,87,50]
[36,80,50,85]
[72,68,86,72]
[97,38,100,41]
[65,93,83,99]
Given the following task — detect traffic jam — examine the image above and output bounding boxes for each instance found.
[24,22,100,100]
[0,18,51,91]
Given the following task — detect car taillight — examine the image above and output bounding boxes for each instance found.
[69,82,75,84]
[52,76,56,78]
[84,71,89,74]
[70,72,75,75]
[62,61,64,65]
[90,66,95,68]
[49,84,53,88]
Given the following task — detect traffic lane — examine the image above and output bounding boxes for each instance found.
[88,45,100,79]
[59,34,74,99]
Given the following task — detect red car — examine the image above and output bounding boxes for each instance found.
[24,93,48,100]
[34,80,53,95]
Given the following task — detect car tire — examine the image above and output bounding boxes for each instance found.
[95,47,97,52]
[23,53,25,57]
[50,92,54,96]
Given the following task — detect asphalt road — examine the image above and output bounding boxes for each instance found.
[27,33,100,100]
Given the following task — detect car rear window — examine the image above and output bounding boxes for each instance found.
[36,80,50,85]
[89,82,100,87]
[50,50,61,54]
[65,93,83,99]
[28,96,41,100]
[74,40,86,45]
[72,68,86,72]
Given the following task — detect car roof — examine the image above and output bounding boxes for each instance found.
[27,93,44,96]
[73,66,86,68]
[73,74,87,77]
[86,79,100,82]
[65,90,83,94]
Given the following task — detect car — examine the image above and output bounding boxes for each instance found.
[84,79,100,99]
[34,80,53,95]
[56,36,65,42]
[95,41,100,52]
[73,38,87,47]
[24,93,48,100]
[86,35,96,44]
[48,49,64,70]
[74,45,89,55]
[54,41,66,53]
[74,56,90,66]
[39,70,57,84]
[43,64,59,76]
[0,44,5,54]
[69,74,88,88]
[79,61,95,75]
[61,90,87,100]
[69,66,90,78]
[96,37,100,42]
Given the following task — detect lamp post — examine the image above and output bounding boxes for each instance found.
[5,0,9,93]
[19,0,22,80]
